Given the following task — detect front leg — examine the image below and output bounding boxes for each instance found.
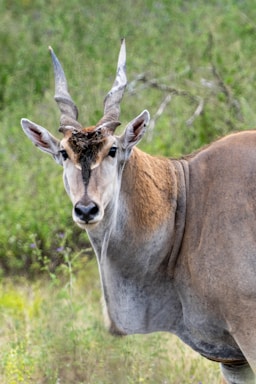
[221,362,255,384]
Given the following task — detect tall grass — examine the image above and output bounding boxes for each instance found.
[0,258,220,383]
[2,0,256,272]
[1,0,256,382]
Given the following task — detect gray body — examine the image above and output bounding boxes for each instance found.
[21,41,256,383]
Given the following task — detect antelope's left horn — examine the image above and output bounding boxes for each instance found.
[96,38,127,129]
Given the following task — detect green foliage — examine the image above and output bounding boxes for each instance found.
[0,1,256,381]
[1,0,256,273]
[0,261,221,383]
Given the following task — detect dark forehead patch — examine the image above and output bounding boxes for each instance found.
[68,129,107,185]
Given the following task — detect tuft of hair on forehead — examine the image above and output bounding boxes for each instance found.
[68,127,108,156]
[67,128,110,186]
[66,122,121,186]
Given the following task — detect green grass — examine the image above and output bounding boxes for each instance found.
[0,259,221,384]
[2,0,256,272]
[1,0,256,381]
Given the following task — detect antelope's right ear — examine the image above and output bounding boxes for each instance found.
[21,118,62,165]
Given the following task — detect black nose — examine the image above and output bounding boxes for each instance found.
[74,202,99,223]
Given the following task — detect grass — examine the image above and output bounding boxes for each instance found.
[2,0,256,272]
[1,0,256,382]
[0,259,221,384]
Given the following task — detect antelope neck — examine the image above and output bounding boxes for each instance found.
[167,159,188,278]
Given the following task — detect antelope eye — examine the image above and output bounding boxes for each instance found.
[60,149,69,161]
[108,146,117,158]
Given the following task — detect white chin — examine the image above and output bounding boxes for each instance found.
[73,218,102,230]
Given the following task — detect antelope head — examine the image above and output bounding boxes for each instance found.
[21,40,150,229]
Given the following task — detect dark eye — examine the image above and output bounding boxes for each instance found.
[60,149,69,161]
[108,147,117,158]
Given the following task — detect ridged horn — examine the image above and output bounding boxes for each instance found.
[49,46,82,130]
[96,38,127,130]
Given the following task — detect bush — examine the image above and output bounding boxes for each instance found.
[1,0,256,275]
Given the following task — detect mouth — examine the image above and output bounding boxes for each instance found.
[73,217,101,229]
[72,212,103,230]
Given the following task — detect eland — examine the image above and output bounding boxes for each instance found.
[21,40,256,383]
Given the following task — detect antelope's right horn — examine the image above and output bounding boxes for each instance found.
[49,46,82,130]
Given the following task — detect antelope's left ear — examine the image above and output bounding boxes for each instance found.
[121,110,150,150]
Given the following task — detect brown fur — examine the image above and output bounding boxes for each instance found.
[21,40,256,383]
[122,147,178,234]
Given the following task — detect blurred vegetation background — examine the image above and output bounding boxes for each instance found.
[1,0,256,382]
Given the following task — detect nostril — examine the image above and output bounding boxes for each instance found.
[90,204,99,216]
[74,202,99,223]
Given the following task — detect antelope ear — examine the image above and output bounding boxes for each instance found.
[21,118,62,165]
[121,110,150,150]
